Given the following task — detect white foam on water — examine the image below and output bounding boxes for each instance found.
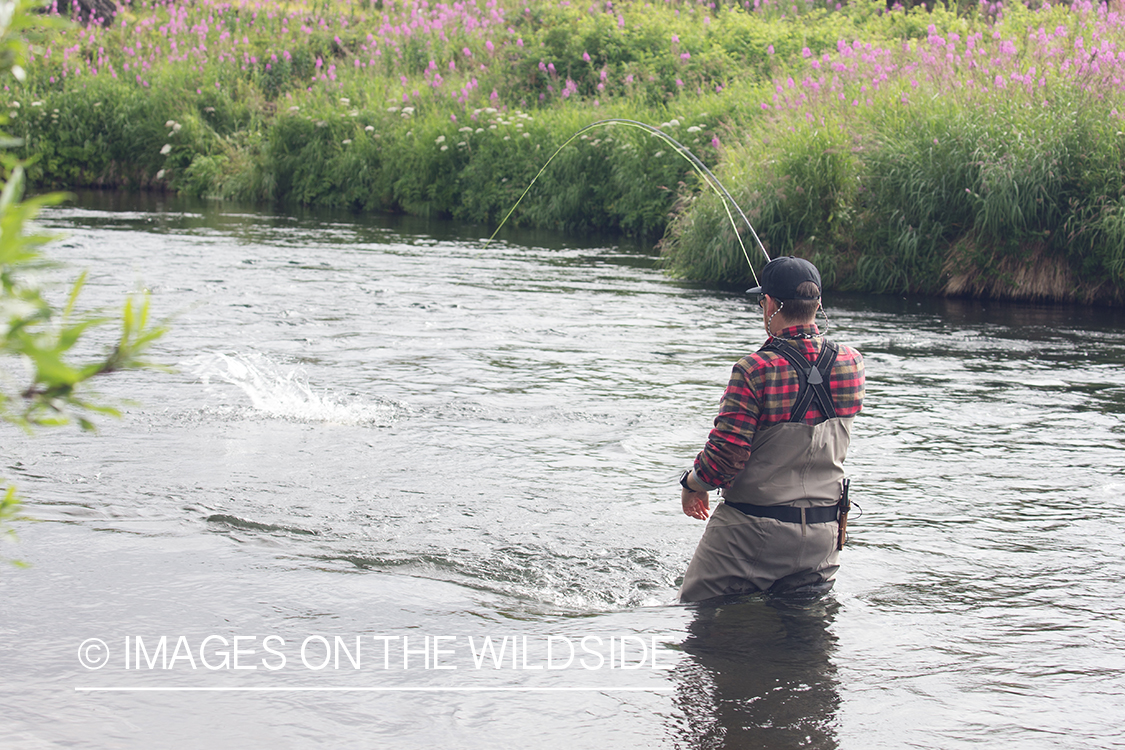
[187,352,403,426]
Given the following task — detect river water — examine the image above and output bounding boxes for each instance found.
[2,193,1123,749]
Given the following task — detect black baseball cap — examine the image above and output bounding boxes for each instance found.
[745,256,822,300]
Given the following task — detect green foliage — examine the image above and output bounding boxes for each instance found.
[15,68,260,190]
[666,83,1125,298]
[860,0,969,41]
[7,0,1125,301]
[849,88,1125,294]
[662,117,860,285]
[855,103,983,293]
[663,2,1125,301]
[1,0,168,562]
[0,484,27,566]
[1092,196,1125,284]
[11,0,941,219]
[254,98,734,238]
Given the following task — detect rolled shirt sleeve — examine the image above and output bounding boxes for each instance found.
[692,359,761,490]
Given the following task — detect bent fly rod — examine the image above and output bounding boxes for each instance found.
[485,118,770,283]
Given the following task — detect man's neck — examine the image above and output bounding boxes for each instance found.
[772,319,817,333]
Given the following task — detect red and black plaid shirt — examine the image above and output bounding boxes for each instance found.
[693,323,865,490]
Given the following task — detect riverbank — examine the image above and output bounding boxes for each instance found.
[9,0,1125,303]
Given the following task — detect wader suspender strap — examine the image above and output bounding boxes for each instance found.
[764,339,839,422]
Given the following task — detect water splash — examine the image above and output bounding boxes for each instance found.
[188,352,405,426]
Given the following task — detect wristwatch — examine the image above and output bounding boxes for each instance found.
[680,469,701,492]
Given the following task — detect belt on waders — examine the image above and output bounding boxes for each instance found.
[723,502,838,524]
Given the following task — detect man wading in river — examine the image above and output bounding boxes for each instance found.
[677,256,865,602]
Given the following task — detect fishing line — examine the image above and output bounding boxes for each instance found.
[485,118,770,282]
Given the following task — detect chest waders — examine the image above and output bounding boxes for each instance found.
[722,338,852,531]
[764,338,839,422]
[679,338,854,602]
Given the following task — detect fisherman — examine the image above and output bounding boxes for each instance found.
[677,256,865,602]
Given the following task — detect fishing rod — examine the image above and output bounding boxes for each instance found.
[485,118,770,283]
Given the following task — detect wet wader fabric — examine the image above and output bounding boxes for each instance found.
[679,339,852,603]
[679,503,840,601]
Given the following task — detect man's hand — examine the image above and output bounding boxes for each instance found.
[681,487,710,520]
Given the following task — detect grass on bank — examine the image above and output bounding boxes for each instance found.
[662,1,1125,301]
[9,0,1125,301]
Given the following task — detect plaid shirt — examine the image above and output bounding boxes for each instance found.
[692,323,865,490]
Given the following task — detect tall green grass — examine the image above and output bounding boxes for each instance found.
[662,2,1125,301]
[661,116,859,285]
[11,0,1125,300]
[12,0,949,236]
[663,88,1125,299]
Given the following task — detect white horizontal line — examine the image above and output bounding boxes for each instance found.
[75,686,673,693]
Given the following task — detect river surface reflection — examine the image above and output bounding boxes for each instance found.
[1,193,1123,749]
